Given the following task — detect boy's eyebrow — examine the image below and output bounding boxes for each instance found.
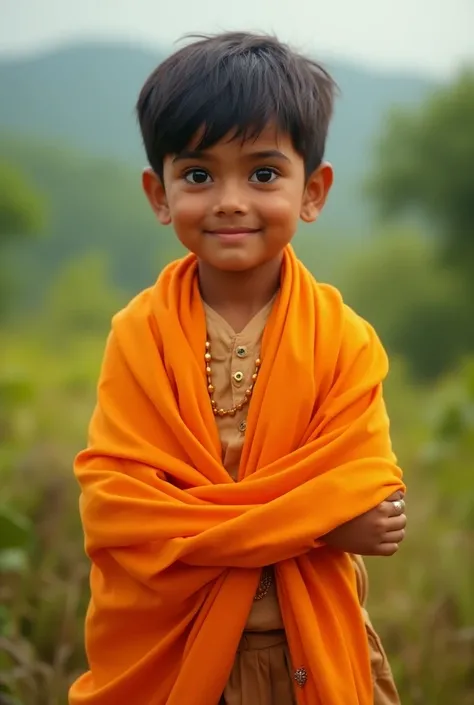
[250,150,290,162]
[172,150,211,163]
[172,149,291,163]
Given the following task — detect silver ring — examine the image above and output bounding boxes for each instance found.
[392,499,405,513]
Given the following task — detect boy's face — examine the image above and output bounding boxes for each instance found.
[143,124,333,272]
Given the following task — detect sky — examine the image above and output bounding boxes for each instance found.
[1,0,473,77]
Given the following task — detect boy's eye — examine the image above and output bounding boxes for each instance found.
[249,168,278,184]
[184,169,212,184]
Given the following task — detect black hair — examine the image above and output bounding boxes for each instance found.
[136,32,337,179]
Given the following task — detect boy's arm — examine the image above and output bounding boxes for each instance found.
[322,490,406,556]
[79,389,403,585]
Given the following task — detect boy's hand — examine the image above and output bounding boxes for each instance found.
[323,491,406,556]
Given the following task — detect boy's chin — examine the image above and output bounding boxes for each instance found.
[199,247,280,274]
[203,256,262,273]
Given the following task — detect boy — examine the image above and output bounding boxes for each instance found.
[71,33,406,705]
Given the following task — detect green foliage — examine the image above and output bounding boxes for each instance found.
[367,69,474,271]
[0,134,184,314]
[337,230,471,379]
[0,506,31,551]
[41,253,126,339]
[0,335,94,704]
[0,162,44,242]
[360,70,474,377]
[0,161,46,318]
[368,361,474,705]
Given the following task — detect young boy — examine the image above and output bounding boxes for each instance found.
[71,33,406,705]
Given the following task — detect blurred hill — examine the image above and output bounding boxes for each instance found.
[0,134,184,306]
[0,41,435,232]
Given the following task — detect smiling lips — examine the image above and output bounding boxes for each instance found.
[205,227,261,241]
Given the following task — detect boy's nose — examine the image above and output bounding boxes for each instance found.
[212,183,249,216]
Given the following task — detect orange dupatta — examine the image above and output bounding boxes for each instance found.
[70,247,404,705]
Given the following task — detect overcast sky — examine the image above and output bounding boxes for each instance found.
[1,0,473,77]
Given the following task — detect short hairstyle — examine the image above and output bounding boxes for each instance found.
[136,32,337,179]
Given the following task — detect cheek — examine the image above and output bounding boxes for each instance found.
[168,190,208,228]
[259,191,301,230]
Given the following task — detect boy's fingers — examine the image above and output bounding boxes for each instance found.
[382,529,405,544]
[384,490,404,503]
[384,513,407,531]
[375,542,399,557]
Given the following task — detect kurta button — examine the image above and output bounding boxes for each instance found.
[236,345,248,358]
[293,667,307,687]
[238,420,247,433]
[233,371,244,384]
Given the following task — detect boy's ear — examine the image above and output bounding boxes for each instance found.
[142,167,171,225]
[300,162,334,223]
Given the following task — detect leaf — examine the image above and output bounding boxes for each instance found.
[0,507,31,551]
[0,549,28,574]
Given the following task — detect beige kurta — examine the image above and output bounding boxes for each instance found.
[205,301,400,705]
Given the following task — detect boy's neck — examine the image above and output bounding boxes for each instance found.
[198,256,282,333]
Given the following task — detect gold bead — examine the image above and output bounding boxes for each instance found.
[205,344,261,417]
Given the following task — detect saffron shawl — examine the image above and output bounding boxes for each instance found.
[70,247,404,705]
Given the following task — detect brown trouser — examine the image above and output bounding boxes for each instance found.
[221,631,296,705]
[220,626,399,705]
[220,557,400,705]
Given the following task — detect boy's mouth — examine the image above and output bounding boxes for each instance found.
[204,227,261,241]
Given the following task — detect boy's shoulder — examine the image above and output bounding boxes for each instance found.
[112,285,155,332]
[309,275,381,350]
[111,257,185,332]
